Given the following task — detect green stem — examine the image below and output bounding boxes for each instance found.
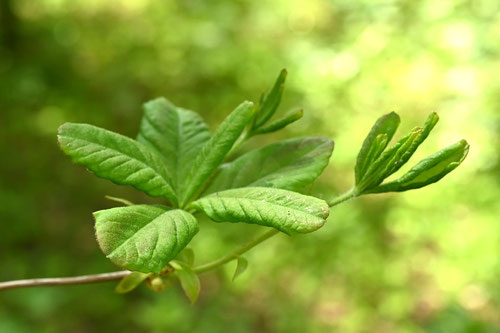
[328,188,355,207]
[193,228,279,274]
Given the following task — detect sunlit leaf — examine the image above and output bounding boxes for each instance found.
[366,140,469,193]
[253,109,303,135]
[204,137,333,194]
[137,98,211,200]
[171,261,201,304]
[115,272,151,294]
[355,112,400,184]
[181,101,254,206]
[232,257,248,281]
[58,123,176,203]
[94,205,199,273]
[190,187,330,235]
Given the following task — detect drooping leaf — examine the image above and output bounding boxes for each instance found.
[115,272,151,294]
[176,248,195,267]
[204,137,334,194]
[94,205,199,273]
[58,123,176,203]
[253,109,303,135]
[366,140,469,193]
[190,187,330,235]
[137,98,211,199]
[232,257,248,281]
[355,112,400,184]
[181,101,254,206]
[171,261,201,304]
[253,69,287,129]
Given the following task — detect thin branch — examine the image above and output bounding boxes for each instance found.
[0,270,131,291]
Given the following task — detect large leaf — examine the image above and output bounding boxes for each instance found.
[180,101,254,206]
[137,98,211,199]
[204,137,334,194]
[190,187,330,235]
[58,123,176,202]
[366,140,469,193]
[355,112,400,184]
[94,205,199,273]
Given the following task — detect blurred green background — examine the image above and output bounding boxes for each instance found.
[1,0,499,332]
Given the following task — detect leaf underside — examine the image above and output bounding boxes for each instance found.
[204,137,334,194]
[58,123,176,202]
[191,187,330,235]
[94,205,199,273]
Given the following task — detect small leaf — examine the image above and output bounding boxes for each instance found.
[105,195,135,206]
[232,257,248,281]
[58,123,176,203]
[253,109,303,135]
[366,140,469,193]
[115,272,151,294]
[254,69,287,128]
[94,205,199,273]
[190,187,330,235]
[355,112,400,184]
[137,98,211,200]
[181,101,254,206]
[171,261,201,304]
[176,248,195,267]
[204,137,334,194]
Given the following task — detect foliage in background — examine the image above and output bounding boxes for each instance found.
[0,0,499,332]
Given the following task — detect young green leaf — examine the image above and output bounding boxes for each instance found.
[232,257,248,281]
[355,112,400,184]
[252,109,303,135]
[253,69,287,129]
[58,123,176,203]
[136,98,211,200]
[115,272,151,294]
[94,205,199,273]
[181,101,254,206]
[203,137,334,194]
[366,140,469,193]
[105,195,135,206]
[190,187,330,235]
[171,261,201,304]
[176,248,195,267]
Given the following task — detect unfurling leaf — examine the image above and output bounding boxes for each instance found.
[94,205,199,273]
[233,257,248,281]
[137,98,211,200]
[253,109,303,135]
[181,101,254,206]
[366,140,469,193]
[190,187,330,235]
[171,261,201,304]
[115,272,151,294]
[58,123,176,203]
[204,137,333,194]
[355,112,400,184]
[254,69,287,129]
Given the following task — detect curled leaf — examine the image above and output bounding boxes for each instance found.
[366,140,469,193]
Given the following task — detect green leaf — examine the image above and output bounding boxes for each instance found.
[105,195,135,206]
[181,101,254,206]
[171,261,201,304]
[190,187,330,235]
[254,69,287,128]
[115,272,151,294]
[204,137,334,194]
[252,109,303,135]
[137,98,211,200]
[94,205,199,273]
[176,248,195,267]
[366,140,469,193]
[232,257,248,281]
[58,123,176,203]
[355,112,400,184]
